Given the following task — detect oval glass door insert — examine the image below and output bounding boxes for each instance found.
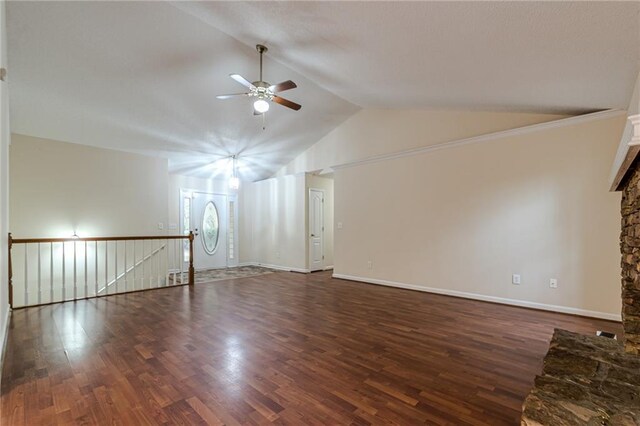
[202,201,220,254]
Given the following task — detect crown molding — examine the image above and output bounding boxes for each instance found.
[332,109,626,172]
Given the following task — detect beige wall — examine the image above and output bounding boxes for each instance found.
[10,134,169,238]
[241,174,307,271]
[0,0,10,363]
[276,109,569,176]
[306,174,334,268]
[334,114,626,319]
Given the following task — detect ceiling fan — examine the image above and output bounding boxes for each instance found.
[216,44,301,114]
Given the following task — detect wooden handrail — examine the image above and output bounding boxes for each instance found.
[11,235,190,244]
[7,231,195,309]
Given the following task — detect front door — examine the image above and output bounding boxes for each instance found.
[309,189,324,272]
[192,193,227,270]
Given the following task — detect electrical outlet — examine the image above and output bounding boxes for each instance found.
[276,252,280,259]
[367,260,373,269]
[550,278,558,288]
[512,274,521,285]
[337,222,343,229]
[158,222,164,230]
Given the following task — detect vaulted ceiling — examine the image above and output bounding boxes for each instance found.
[7,1,640,180]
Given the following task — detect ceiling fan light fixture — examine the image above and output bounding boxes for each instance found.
[253,98,270,113]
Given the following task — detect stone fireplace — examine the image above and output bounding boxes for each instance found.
[620,157,640,354]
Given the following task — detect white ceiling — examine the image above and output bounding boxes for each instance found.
[7,2,640,180]
[181,1,640,113]
[7,1,359,181]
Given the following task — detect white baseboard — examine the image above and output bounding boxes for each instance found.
[332,274,621,321]
[323,265,334,271]
[0,304,10,379]
[240,261,309,274]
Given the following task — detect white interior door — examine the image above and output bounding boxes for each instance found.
[192,193,227,270]
[309,189,324,272]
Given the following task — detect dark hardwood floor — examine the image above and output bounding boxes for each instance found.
[1,271,621,425]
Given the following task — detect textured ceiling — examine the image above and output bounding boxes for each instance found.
[7,1,640,180]
[7,1,359,181]
[179,1,640,113]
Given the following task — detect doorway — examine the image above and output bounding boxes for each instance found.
[181,190,237,271]
[308,188,324,272]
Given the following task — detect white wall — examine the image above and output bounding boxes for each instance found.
[306,174,334,268]
[0,0,11,363]
[10,134,169,237]
[241,174,307,272]
[333,113,626,319]
[276,109,568,176]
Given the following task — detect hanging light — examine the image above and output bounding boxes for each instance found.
[253,98,270,114]
[229,155,240,190]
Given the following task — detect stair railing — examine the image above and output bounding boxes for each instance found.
[7,232,195,309]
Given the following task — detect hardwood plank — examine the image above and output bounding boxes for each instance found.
[1,271,621,425]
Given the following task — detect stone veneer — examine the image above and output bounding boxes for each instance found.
[521,329,640,425]
[621,160,640,354]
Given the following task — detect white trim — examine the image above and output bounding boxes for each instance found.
[628,114,640,146]
[240,261,309,274]
[332,273,621,321]
[332,109,626,171]
[0,304,10,375]
[323,265,334,271]
[256,263,309,273]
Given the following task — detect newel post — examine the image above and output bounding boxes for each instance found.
[188,231,195,286]
[7,232,13,308]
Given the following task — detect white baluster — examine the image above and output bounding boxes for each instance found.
[95,241,98,297]
[62,242,66,301]
[104,241,108,295]
[50,242,53,303]
[84,240,88,299]
[73,240,77,300]
[115,241,118,294]
[37,243,41,305]
[24,245,28,306]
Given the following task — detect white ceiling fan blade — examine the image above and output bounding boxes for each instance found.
[230,74,256,90]
[216,93,250,100]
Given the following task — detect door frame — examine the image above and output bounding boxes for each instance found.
[179,189,238,270]
[308,188,325,272]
